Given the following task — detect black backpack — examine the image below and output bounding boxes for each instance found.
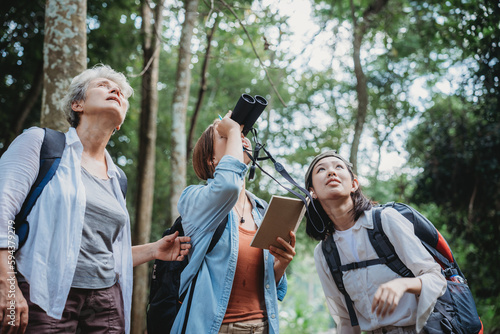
[14,128,127,250]
[321,202,482,334]
[146,200,267,334]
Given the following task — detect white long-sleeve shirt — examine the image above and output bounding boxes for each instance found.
[0,127,133,333]
[314,207,446,333]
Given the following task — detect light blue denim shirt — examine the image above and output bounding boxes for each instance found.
[171,155,287,334]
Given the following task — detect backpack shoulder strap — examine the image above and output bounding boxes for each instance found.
[207,215,228,253]
[165,214,227,254]
[114,165,127,199]
[321,236,359,327]
[181,195,265,332]
[377,204,463,278]
[162,216,184,237]
[15,128,66,248]
[369,207,414,278]
[179,213,228,333]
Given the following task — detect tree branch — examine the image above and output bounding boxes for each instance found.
[217,0,287,107]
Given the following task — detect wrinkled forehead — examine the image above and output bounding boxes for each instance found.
[87,78,130,107]
[88,77,119,89]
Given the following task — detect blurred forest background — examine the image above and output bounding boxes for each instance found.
[1,0,499,332]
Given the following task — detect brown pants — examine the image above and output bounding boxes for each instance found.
[19,281,125,334]
[219,319,268,334]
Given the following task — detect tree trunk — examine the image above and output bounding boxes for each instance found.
[187,16,219,160]
[15,62,44,137]
[349,28,368,174]
[169,0,199,224]
[41,0,86,131]
[130,1,163,333]
[348,0,388,173]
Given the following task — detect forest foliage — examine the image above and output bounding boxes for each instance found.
[1,0,499,332]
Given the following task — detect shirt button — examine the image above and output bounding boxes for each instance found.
[271,314,276,319]
[265,255,268,261]
[266,284,270,289]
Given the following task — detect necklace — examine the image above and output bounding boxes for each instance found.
[234,198,247,224]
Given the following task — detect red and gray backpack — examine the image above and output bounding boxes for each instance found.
[321,202,482,334]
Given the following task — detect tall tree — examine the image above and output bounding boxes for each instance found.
[187,15,219,159]
[348,0,388,172]
[130,0,163,333]
[169,0,199,223]
[41,0,86,131]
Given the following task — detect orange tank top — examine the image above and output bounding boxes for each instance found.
[222,226,266,323]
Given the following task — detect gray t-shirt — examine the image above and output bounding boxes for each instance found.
[71,167,127,289]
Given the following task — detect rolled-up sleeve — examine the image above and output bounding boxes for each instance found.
[0,128,44,249]
[276,274,287,301]
[381,208,447,332]
[178,155,247,241]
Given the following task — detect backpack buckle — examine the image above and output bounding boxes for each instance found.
[386,253,397,262]
[444,267,458,277]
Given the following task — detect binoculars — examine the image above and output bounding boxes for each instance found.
[231,93,268,136]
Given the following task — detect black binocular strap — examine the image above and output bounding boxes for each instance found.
[243,146,326,234]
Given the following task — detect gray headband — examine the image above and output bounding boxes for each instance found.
[304,150,353,190]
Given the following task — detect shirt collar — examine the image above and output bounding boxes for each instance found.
[332,209,373,241]
[66,127,82,146]
[66,127,119,178]
[105,151,120,178]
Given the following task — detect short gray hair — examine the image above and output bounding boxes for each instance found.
[62,64,134,128]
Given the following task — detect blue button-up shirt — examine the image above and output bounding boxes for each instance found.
[171,155,287,334]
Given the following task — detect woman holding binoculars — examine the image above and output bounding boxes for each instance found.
[170,111,296,334]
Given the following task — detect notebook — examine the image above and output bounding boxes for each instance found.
[250,195,306,250]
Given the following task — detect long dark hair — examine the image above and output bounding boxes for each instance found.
[304,150,374,241]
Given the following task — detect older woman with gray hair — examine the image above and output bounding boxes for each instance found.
[0,64,191,334]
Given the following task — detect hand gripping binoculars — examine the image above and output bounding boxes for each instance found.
[231,93,268,136]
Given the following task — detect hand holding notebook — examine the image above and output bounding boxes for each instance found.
[251,195,306,250]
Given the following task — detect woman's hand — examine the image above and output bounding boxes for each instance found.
[270,231,296,283]
[371,277,422,318]
[214,111,245,163]
[215,111,241,139]
[153,231,192,262]
[0,250,29,334]
[132,231,191,267]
